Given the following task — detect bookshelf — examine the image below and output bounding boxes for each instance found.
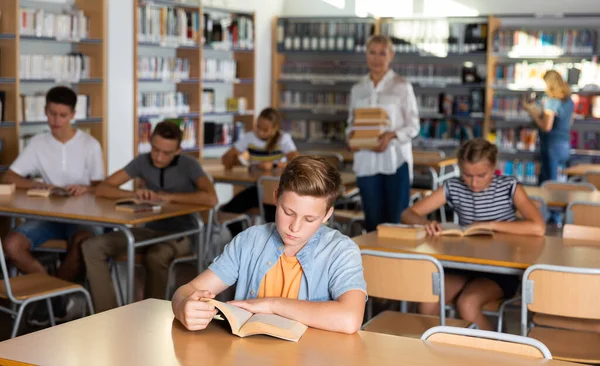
[133,0,256,161]
[486,15,600,184]
[0,0,107,173]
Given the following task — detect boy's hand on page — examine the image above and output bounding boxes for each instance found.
[135,189,159,201]
[425,221,442,236]
[228,298,274,315]
[175,290,217,331]
[66,185,88,196]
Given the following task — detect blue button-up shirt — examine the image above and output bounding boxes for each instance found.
[209,223,366,301]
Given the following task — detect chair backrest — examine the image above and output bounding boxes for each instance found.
[421,326,552,359]
[312,152,344,170]
[361,249,445,324]
[257,176,280,222]
[516,195,548,221]
[541,180,597,192]
[521,264,600,336]
[566,201,600,227]
[413,149,446,160]
[0,239,19,304]
[584,171,600,190]
[562,224,600,241]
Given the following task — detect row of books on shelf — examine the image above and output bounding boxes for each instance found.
[571,131,600,150]
[498,160,542,186]
[493,59,600,90]
[137,5,200,46]
[492,29,596,56]
[202,89,249,114]
[492,95,600,120]
[284,119,346,143]
[279,61,484,86]
[20,8,89,40]
[137,56,191,81]
[19,54,91,82]
[280,91,348,111]
[139,119,197,153]
[203,13,254,50]
[138,91,190,117]
[419,90,485,116]
[20,94,90,122]
[203,58,237,81]
[419,119,483,141]
[276,20,374,52]
[204,121,243,146]
[380,20,488,54]
[495,128,538,152]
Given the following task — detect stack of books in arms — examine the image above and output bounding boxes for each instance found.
[349,108,389,150]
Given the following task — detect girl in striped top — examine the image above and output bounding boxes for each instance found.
[401,139,545,330]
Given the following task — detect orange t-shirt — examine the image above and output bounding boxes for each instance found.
[257,254,303,299]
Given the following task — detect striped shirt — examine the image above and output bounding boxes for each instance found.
[443,175,518,226]
[234,131,296,164]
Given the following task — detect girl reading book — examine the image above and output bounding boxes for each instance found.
[220,108,299,236]
[400,138,545,330]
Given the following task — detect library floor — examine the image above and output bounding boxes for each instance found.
[0,224,563,342]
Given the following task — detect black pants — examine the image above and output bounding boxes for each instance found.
[221,185,276,237]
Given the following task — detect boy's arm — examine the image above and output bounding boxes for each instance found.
[158,176,218,207]
[231,291,366,334]
[2,170,47,189]
[95,169,135,199]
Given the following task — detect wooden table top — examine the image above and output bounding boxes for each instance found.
[354,232,600,270]
[524,186,600,208]
[205,165,356,187]
[0,190,211,226]
[0,299,578,366]
[562,164,600,177]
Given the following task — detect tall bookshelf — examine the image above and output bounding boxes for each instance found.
[0,0,107,173]
[133,0,255,161]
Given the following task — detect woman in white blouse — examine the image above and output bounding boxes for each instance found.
[347,35,420,232]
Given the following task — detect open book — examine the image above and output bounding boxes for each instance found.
[204,298,308,342]
[27,186,70,197]
[439,223,494,237]
[114,197,164,213]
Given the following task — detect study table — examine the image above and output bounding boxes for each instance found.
[524,186,600,209]
[562,164,600,177]
[0,190,211,304]
[0,299,579,366]
[353,232,600,275]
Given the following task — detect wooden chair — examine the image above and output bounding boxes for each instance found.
[541,180,597,192]
[584,171,600,190]
[312,151,344,171]
[563,224,600,240]
[521,264,600,363]
[421,326,552,359]
[257,176,280,224]
[360,250,470,339]
[413,149,446,160]
[0,238,94,338]
[517,195,549,222]
[566,201,600,228]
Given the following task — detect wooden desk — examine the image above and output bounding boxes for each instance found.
[524,186,600,208]
[205,165,356,188]
[354,232,600,275]
[0,190,211,304]
[0,299,578,366]
[562,164,600,177]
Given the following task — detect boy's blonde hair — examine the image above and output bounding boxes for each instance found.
[457,138,498,167]
[277,156,342,209]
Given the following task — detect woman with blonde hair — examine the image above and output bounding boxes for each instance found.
[347,35,420,232]
[523,70,574,184]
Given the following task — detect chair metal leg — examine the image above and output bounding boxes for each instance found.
[366,298,373,321]
[46,298,56,327]
[11,303,27,339]
[111,262,124,307]
[80,289,95,316]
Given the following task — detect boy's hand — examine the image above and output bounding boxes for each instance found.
[228,298,275,314]
[157,192,173,202]
[66,185,89,196]
[174,290,217,331]
[135,189,159,201]
[425,221,442,236]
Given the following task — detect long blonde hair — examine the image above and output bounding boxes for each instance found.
[544,70,571,100]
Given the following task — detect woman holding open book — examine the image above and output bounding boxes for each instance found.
[347,35,420,232]
[400,139,545,330]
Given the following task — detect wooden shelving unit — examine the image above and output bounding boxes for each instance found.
[0,0,107,173]
[133,1,256,161]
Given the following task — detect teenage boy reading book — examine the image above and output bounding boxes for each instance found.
[82,121,218,313]
[400,139,545,330]
[172,156,367,335]
[1,86,104,324]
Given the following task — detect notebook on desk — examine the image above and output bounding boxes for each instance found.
[114,198,164,213]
